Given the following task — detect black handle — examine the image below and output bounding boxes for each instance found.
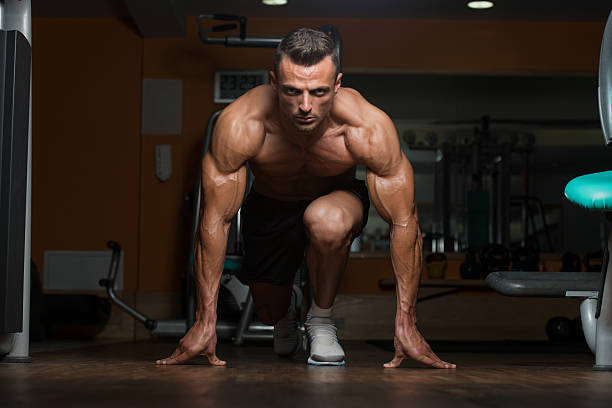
[212,23,237,32]
[210,13,240,21]
[197,14,248,44]
[102,240,122,287]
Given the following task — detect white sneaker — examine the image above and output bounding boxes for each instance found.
[305,315,345,366]
[273,298,300,356]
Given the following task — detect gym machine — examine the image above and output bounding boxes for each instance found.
[101,15,341,344]
[0,0,32,363]
[487,10,612,370]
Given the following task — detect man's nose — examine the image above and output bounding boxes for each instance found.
[298,92,312,113]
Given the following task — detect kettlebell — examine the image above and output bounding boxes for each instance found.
[512,246,539,271]
[545,317,573,342]
[561,252,581,272]
[584,251,603,272]
[426,253,447,279]
[460,247,482,279]
[479,244,510,276]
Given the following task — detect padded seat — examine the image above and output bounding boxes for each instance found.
[564,170,612,210]
[486,271,600,297]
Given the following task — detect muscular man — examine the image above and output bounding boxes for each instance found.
[157,28,455,369]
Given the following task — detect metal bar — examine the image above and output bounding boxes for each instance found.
[521,198,528,247]
[535,198,554,251]
[100,242,152,327]
[1,0,31,363]
[197,15,281,48]
[594,215,612,368]
[527,202,541,251]
[596,226,609,319]
[418,289,460,303]
[224,36,282,48]
[500,144,511,247]
[491,168,499,244]
[442,145,450,251]
[234,294,255,345]
[240,333,273,341]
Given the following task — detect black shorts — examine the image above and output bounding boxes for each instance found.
[240,179,370,285]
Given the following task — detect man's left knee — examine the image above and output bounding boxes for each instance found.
[304,206,354,249]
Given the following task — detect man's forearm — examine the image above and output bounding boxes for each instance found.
[389,221,422,326]
[193,216,231,324]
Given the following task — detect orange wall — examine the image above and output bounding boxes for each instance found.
[187,17,604,75]
[32,16,605,293]
[32,18,142,290]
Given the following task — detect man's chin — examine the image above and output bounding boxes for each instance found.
[292,121,319,133]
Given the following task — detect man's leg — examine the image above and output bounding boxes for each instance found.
[240,190,309,356]
[302,190,365,365]
[303,190,365,308]
[248,281,294,326]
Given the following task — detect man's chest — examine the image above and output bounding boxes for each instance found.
[249,132,358,178]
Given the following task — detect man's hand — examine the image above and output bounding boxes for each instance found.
[156,320,226,366]
[384,324,456,369]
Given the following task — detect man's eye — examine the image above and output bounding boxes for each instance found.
[285,88,300,95]
[312,89,327,96]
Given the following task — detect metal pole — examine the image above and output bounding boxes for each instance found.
[500,144,511,247]
[1,0,32,363]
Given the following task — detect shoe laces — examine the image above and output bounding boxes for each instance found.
[275,307,297,333]
[305,317,338,342]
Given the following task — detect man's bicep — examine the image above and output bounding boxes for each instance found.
[201,152,247,224]
[200,108,262,222]
[210,108,263,173]
[366,156,417,226]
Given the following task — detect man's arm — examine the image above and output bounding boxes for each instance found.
[362,114,455,369]
[157,103,264,365]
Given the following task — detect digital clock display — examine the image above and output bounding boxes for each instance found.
[214,70,269,104]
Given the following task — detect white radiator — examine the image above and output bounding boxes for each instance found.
[43,250,123,290]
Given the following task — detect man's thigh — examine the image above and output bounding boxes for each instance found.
[303,183,370,240]
[240,190,309,285]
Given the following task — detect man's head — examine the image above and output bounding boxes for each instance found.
[270,28,342,133]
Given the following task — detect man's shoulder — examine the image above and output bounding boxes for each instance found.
[333,88,400,169]
[222,84,275,123]
[333,87,389,129]
[212,85,271,162]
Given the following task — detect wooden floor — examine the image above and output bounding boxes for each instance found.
[1,339,611,407]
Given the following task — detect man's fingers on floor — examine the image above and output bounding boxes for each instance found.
[205,353,227,366]
[423,354,456,369]
[417,354,442,367]
[440,361,457,369]
[156,351,191,365]
[425,351,456,369]
[383,355,403,368]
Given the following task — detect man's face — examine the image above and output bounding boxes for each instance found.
[271,56,342,133]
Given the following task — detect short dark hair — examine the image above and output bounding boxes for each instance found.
[274,28,340,78]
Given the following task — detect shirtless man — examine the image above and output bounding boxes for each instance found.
[157,28,455,369]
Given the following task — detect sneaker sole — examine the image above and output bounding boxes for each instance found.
[307,357,346,366]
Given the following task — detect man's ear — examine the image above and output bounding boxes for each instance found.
[335,73,343,93]
[269,70,277,91]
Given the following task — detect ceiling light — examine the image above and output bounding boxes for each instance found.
[467,1,494,9]
[262,0,288,5]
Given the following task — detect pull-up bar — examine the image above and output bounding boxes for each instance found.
[196,14,342,71]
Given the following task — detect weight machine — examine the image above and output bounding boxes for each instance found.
[0,0,33,363]
[487,10,612,370]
